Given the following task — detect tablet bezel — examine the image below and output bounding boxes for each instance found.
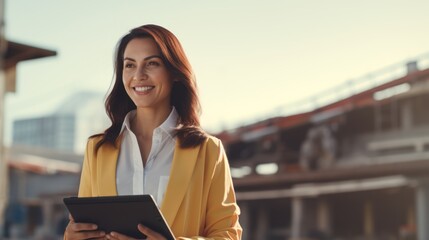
[63,194,174,240]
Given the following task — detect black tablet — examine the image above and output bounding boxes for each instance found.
[63,194,174,240]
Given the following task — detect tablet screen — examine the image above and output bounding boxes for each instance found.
[63,195,174,240]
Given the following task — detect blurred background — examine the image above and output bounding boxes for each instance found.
[1,0,429,239]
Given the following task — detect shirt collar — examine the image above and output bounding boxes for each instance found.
[120,107,179,138]
[158,107,179,138]
[120,110,136,134]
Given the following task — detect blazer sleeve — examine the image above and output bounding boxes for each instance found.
[78,139,93,197]
[178,139,242,240]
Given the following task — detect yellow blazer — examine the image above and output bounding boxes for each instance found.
[77,135,242,240]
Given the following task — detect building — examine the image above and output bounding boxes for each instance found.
[12,91,109,154]
[0,38,57,237]
[4,145,81,239]
[5,91,109,238]
[217,55,429,240]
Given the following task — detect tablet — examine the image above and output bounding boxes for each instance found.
[63,194,174,240]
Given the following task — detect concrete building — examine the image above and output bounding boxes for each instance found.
[0,37,56,239]
[4,91,108,238]
[4,145,81,239]
[12,91,109,154]
[217,55,429,240]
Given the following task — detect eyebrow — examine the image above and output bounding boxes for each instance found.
[123,55,163,62]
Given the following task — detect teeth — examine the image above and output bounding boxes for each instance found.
[134,86,154,92]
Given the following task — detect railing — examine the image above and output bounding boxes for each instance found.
[232,51,429,129]
[337,126,429,166]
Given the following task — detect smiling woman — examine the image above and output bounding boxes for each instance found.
[63,24,242,240]
[122,38,174,118]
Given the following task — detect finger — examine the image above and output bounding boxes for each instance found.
[65,222,106,239]
[70,222,98,232]
[109,231,136,240]
[138,224,166,240]
[65,224,105,238]
[68,214,74,221]
[74,230,106,239]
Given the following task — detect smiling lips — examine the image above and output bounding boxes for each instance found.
[134,86,155,93]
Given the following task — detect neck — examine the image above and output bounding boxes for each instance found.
[131,106,172,138]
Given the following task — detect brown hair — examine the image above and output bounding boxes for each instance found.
[95,24,207,149]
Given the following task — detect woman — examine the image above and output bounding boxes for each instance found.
[64,24,242,240]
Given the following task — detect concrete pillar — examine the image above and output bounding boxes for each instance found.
[400,101,413,131]
[416,178,429,240]
[0,0,7,233]
[363,200,374,238]
[407,204,415,227]
[43,200,52,231]
[317,199,331,235]
[255,204,268,240]
[0,70,6,236]
[291,197,303,239]
[40,199,54,237]
[238,201,250,240]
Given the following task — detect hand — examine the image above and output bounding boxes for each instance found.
[107,224,167,240]
[64,214,106,240]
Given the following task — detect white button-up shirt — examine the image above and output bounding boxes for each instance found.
[116,108,178,206]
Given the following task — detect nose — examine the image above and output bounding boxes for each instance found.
[134,66,148,81]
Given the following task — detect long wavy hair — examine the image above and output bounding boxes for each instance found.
[95,24,207,149]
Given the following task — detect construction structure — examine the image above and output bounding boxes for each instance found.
[217,54,429,240]
[0,0,57,234]
[0,41,56,237]
[3,91,107,237]
[4,145,81,238]
[12,91,109,153]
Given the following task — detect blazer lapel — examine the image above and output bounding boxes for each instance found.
[96,137,122,196]
[161,141,200,226]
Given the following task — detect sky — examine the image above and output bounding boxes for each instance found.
[4,0,429,144]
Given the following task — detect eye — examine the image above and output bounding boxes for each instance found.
[124,62,135,69]
[146,61,161,67]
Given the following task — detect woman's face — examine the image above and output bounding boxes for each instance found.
[122,37,173,111]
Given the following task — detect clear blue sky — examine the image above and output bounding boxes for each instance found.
[5,0,429,143]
